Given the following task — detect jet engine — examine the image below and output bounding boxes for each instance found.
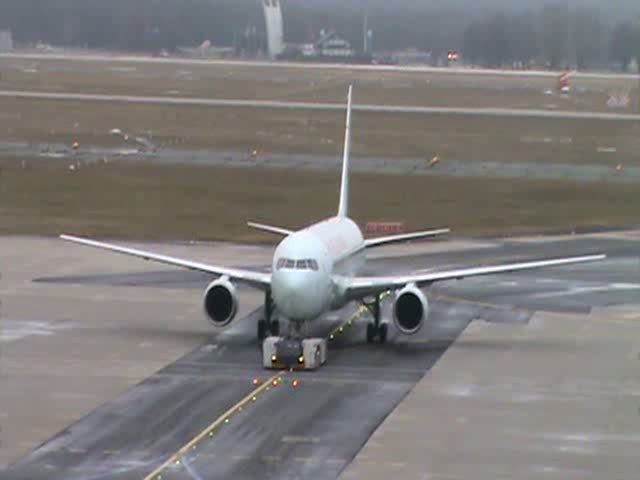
[393,283,429,335]
[203,277,238,327]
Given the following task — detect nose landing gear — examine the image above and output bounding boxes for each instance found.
[258,293,327,370]
[258,291,279,341]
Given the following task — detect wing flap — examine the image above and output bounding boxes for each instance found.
[60,235,271,288]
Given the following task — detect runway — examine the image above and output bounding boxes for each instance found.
[1,51,638,80]
[1,232,639,479]
[2,90,640,121]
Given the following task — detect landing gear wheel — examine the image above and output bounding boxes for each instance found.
[378,323,388,344]
[257,320,268,341]
[259,290,275,342]
[364,294,384,344]
[366,323,376,344]
[270,319,280,337]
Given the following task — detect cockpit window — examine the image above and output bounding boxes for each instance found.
[277,258,319,270]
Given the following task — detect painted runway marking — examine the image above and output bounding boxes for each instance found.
[3,89,640,120]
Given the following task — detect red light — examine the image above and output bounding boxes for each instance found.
[292,378,299,388]
[272,378,280,387]
[252,377,261,386]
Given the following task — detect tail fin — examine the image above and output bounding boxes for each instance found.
[337,85,353,218]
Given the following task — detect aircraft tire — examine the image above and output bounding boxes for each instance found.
[257,319,268,341]
[379,323,388,344]
[366,323,376,343]
[270,319,280,337]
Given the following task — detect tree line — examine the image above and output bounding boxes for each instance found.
[463,6,639,70]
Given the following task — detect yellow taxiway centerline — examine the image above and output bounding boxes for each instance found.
[142,372,282,480]
[328,291,391,340]
[145,291,388,478]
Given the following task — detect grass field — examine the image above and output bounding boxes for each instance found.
[1,157,637,241]
[1,56,638,241]
[2,98,639,166]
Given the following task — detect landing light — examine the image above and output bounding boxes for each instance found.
[292,378,300,387]
[272,378,280,387]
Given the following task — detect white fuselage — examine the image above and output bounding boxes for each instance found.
[271,216,364,323]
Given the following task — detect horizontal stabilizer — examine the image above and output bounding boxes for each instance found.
[364,228,450,248]
[247,222,293,237]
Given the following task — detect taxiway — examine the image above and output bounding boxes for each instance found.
[2,90,639,121]
[1,231,639,479]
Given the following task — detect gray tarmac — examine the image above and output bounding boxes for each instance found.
[1,232,639,479]
[4,141,640,185]
[2,90,639,121]
[1,51,638,80]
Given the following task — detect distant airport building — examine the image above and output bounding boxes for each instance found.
[0,30,13,50]
[261,0,284,59]
[282,30,359,62]
[390,48,433,65]
[314,30,355,59]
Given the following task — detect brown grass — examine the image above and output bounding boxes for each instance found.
[1,157,637,241]
[2,98,639,166]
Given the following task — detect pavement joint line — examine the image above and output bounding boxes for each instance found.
[261,454,282,463]
[434,293,534,313]
[141,371,283,480]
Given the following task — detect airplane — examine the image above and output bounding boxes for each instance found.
[60,85,605,368]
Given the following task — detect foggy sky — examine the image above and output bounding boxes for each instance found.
[0,0,637,68]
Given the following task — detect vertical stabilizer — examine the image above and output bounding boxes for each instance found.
[337,85,353,217]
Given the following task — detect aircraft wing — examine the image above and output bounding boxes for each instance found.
[340,253,606,299]
[364,228,450,248]
[60,235,271,288]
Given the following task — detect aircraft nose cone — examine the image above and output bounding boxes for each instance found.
[272,271,325,321]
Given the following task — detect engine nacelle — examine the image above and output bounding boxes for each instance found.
[203,277,238,327]
[393,283,429,335]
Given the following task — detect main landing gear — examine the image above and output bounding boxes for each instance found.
[363,295,388,344]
